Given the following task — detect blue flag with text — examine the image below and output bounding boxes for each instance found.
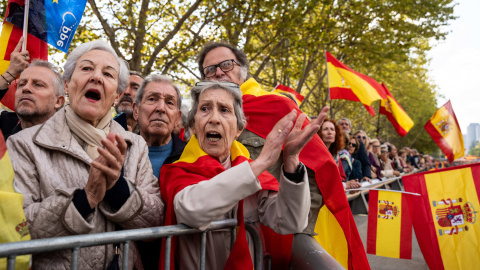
[5,0,87,53]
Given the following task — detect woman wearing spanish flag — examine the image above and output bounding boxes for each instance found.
[159,81,327,269]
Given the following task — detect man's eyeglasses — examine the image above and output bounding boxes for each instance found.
[381,150,388,153]
[203,59,240,78]
[348,142,357,147]
[357,135,366,140]
[195,81,240,89]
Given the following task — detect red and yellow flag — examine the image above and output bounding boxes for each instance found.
[403,163,480,270]
[241,78,369,270]
[326,51,387,116]
[159,135,279,270]
[0,131,31,269]
[367,190,413,259]
[1,0,49,110]
[379,83,414,137]
[272,84,304,106]
[424,101,464,163]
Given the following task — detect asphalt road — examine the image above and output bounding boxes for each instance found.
[354,214,429,270]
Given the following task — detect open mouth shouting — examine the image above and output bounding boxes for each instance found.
[206,131,222,142]
[85,89,101,102]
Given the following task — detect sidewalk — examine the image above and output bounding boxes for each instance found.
[354,214,429,270]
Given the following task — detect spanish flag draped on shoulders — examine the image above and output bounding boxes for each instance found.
[159,135,278,270]
[241,78,369,269]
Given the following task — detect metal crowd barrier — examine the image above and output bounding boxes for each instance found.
[347,167,428,214]
[0,219,265,270]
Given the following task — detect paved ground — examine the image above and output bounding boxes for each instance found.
[354,214,429,270]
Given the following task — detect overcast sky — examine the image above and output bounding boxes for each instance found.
[427,0,480,133]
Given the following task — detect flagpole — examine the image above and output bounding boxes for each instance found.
[22,0,30,51]
[408,127,423,148]
[347,188,421,196]
[376,101,381,138]
[324,50,333,119]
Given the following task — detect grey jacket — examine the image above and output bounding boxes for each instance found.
[7,109,164,269]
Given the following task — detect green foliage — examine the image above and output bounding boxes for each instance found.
[469,143,480,157]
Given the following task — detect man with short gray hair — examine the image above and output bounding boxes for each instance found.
[132,74,185,269]
[338,117,352,134]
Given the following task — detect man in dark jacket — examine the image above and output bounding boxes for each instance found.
[1,58,65,140]
[132,73,186,269]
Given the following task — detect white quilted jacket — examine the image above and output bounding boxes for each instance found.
[7,108,164,269]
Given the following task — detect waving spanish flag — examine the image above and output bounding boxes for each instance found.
[0,131,31,269]
[403,164,480,270]
[159,135,279,270]
[0,0,49,110]
[424,101,464,163]
[272,84,304,106]
[326,51,387,116]
[379,83,414,137]
[367,190,413,259]
[241,78,369,270]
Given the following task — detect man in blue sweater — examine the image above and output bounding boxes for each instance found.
[132,73,186,269]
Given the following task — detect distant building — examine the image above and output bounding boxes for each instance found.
[466,123,480,153]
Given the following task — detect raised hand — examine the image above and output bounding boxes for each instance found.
[7,37,30,78]
[91,132,127,189]
[85,132,127,208]
[249,110,296,177]
[283,106,329,173]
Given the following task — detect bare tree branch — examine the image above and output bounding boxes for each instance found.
[144,0,203,74]
[87,0,125,59]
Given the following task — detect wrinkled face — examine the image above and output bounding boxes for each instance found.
[203,47,244,85]
[338,120,351,133]
[15,66,63,122]
[372,141,381,154]
[65,50,119,126]
[134,81,180,142]
[320,121,335,145]
[115,74,144,114]
[347,138,357,155]
[192,88,242,163]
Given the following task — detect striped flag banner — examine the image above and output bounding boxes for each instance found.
[367,190,415,259]
[403,163,480,270]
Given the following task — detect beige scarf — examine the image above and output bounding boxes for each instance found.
[65,105,112,160]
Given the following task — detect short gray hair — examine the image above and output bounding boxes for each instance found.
[187,81,245,130]
[63,40,129,94]
[29,60,64,96]
[380,144,389,152]
[135,74,182,110]
[339,117,352,127]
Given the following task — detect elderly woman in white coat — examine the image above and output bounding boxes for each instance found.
[7,40,163,269]
[160,81,328,269]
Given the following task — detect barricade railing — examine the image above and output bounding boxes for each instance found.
[347,167,428,214]
[0,219,265,270]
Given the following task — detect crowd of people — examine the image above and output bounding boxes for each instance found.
[0,38,437,269]
[317,117,437,191]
